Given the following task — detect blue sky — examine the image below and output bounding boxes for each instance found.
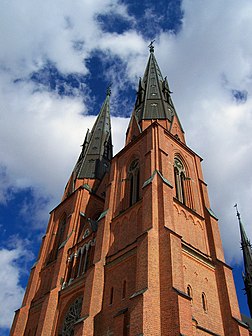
[1,0,252,334]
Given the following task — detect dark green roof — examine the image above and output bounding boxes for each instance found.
[74,89,112,180]
[133,47,182,132]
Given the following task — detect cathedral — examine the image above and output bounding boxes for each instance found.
[11,45,252,335]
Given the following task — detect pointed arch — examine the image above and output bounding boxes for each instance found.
[173,155,193,208]
[202,292,208,312]
[60,296,83,336]
[187,284,193,300]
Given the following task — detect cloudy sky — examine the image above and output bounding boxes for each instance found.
[1,0,252,333]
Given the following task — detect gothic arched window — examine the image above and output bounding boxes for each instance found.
[202,292,208,312]
[61,297,83,336]
[174,157,186,204]
[187,285,193,299]
[174,157,194,208]
[129,159,140,206]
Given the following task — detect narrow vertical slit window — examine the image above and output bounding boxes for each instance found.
[202,292,207,312]
[129,159,140,206]
[66,256,74,284]
[122,280,127,299]
[174,167,180,199]
[181,172,186,204]
[187,285,193,301]
[80,247,87,275]
[74,251,81,278]
[58,214,67,248]
[110,287,114,305]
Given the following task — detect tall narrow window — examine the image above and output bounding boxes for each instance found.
[110,287,114,305]
[57,214,67,249]
[79,247,87,275]
[174,158,187,205]
[74,251,81,278]
[187,285,192,298]
[129,159,140,206]
[66,256,74,284]
[122,280,127,299]
[85,245,91,272]
[202,292,207,312]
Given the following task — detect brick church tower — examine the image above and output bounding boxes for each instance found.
[11,46,251,336]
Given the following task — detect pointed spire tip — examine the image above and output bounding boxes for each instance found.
[106,83,112,96]
[148,40,155,53]
[234,203,241,221]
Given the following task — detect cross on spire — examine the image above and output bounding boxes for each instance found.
[148,40,155,53]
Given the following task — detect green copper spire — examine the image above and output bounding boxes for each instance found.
[74,88,113,180]
[133,43,182,129]
[235,204,252,317]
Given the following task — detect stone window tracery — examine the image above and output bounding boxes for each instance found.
[174,157,186,204]
[174,157,193,208]
[62,240,96,289]
[61,297,83,336]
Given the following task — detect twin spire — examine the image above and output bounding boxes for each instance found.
[64,45,252,319]
[66,43,183,195]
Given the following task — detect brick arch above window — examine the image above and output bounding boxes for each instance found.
[173,156,193,208]
[60,296,83,336]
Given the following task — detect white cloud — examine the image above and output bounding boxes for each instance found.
[0,0,134,77]
[0,238,34,329]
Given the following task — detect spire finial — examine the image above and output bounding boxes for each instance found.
[234,203,241,221]
[106,83,112,96]
[148,40,155,53]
